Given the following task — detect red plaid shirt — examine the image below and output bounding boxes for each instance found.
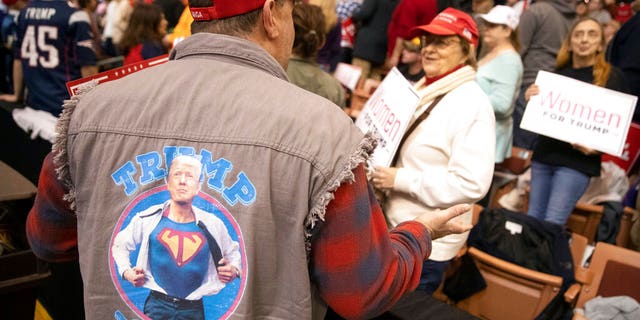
[27,154,432,319]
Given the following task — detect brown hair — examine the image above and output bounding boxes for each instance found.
[190,0,285,36]
[76,0,96,11]
[556,17,611,87]
[119,4,165,54]
[292,3,326,59]
[509,27,520,53]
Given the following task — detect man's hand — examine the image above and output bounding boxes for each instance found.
[123,266,147,287]
[413,204,473,240]
[217,258,240,283]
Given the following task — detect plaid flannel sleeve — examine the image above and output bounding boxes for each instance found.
[26,152,79,262]
[311,163,432,320]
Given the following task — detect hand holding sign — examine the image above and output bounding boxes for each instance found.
[524,84,540,102]
[520,71,637,156]
[371,166,398,190]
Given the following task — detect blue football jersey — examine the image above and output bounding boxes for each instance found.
[14,0,96,116]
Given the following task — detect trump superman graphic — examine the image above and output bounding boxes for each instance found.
[110,155,246,319]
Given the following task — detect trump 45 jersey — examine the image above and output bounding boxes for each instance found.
[14,0,96,116]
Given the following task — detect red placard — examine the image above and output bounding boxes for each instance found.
[66,55,169,97]
[602,122,640,173]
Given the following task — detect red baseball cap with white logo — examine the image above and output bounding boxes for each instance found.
[410,8,479,47]
[190,0,266,21]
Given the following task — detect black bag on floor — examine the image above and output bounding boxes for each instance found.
[441,252,486,302]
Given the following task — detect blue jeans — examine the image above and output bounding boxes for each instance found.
[527,161,590,225]
[417,259,451,294]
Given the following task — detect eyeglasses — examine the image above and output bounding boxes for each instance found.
[420,35,461,50]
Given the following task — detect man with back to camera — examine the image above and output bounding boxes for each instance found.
[25,0,472,319]
[112,155,241,320]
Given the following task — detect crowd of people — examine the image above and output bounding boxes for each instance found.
[0,0,639,319]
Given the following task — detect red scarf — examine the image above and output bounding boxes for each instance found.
[425,64,465,85]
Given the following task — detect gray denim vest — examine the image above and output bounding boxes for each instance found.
[54,33,376,319]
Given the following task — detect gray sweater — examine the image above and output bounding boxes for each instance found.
[518,0,575,88]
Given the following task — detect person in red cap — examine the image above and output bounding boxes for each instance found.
[371,7,496,295]
[25,0,474,319]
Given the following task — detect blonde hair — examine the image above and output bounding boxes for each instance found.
[556,17,611,87]
[308,0,338,33]
[459,36,478,70]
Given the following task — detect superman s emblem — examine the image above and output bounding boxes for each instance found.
[157,229,206,267]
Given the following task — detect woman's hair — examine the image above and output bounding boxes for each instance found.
[509,27,520,52]
[76,0,95,10]
[486,23,520,52]
[292,3,326,59]
[459,36,478,70]
[556,17,611,87]
[119,4,165,53]
[308,0,338,33]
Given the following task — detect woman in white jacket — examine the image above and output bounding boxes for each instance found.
[372,8,495,294]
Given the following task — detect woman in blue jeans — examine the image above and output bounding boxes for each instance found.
[524,18,628,225]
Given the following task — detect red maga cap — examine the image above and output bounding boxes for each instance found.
[410,8,479,47]
[189,0,267,21]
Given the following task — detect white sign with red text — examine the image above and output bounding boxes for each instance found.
[520,71,637,156]
[66,55,169,97]
[333,62,362,91]
[355,68,420,167]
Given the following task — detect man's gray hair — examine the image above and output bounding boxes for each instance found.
[190,0,286,36]
[169,155,203,182]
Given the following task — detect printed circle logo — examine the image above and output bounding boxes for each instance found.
[109,186,247,319]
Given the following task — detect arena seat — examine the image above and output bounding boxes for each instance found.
[565,241,640,313]
[457,246,563,320]
[566,203,604,244]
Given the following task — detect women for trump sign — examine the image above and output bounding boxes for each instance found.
[520,71,637,156]
[355,68,420,167]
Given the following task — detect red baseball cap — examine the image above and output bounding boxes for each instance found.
[190,0,266,21]
[2,0,18,6]
[615,3,632,24]
[410,8,479,47]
